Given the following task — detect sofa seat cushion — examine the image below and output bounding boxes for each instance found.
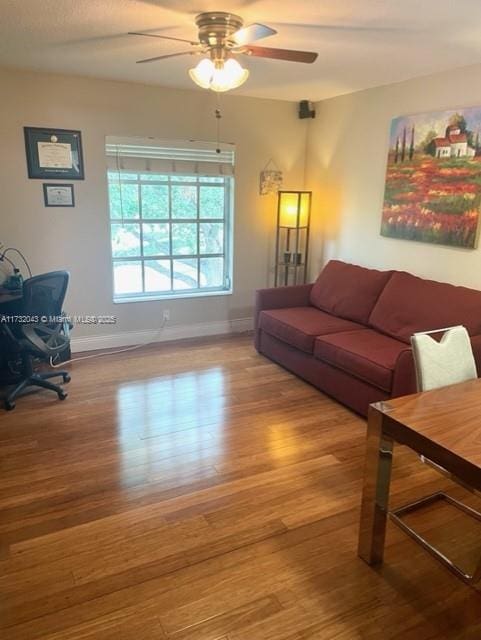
[314,329,409,391]
[310,260,393,324]
[259,307,365,354]
[369,271,481,343]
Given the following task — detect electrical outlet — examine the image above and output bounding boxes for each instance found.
[162,309,170,323]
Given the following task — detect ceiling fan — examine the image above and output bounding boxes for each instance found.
[129,11,318,92]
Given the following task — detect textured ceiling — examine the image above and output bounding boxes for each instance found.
[2,0,481,101]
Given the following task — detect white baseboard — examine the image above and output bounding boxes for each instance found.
[70,317,253,353]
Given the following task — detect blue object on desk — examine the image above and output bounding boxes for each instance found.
[3,269,23,292]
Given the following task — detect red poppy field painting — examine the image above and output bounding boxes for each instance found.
[381,107,481,248]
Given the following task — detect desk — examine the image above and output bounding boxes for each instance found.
[358,379,481,584]
[0,289,23,384]
[0,289,22,306]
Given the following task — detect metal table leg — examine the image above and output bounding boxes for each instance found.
[358,405,394,565]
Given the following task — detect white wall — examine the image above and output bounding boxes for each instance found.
[7,61,481,350]
[0,67,308,344]
[306,63,481,289]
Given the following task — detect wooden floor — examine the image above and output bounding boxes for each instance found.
[1,334,481,639]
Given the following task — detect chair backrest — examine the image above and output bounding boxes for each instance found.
[21,271,69,319]
[410,325,477,392]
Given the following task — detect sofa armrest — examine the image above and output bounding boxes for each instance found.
[470,334,481,375]
[254,284,313,351]
[256,284,313,314]
[391,347,417,399]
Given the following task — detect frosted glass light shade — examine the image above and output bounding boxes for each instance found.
[189,58,249,92]
[189,58,215,89]
[278,191,311,228]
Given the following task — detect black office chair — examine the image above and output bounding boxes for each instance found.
[1,271,71,410]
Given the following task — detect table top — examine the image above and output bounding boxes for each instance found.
[372,378,481,487]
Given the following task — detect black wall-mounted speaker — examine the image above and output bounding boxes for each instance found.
[299,100,315,119]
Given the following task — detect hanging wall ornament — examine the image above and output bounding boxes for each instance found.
[260,159,283,195]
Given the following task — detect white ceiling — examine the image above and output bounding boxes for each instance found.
[2,0,481,101]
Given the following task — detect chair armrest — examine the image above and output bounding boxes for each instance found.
[21,322,70,357]
[22,325,52,355]
[254,284,313,351]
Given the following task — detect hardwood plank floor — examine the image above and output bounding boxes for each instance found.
[1,334,480,639]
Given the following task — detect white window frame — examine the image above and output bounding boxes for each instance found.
[108,171,234,303]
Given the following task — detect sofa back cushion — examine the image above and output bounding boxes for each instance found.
[309,260,392,325]
[369,271,481,343]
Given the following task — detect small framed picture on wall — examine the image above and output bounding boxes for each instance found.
[43,183,75,207]
[24,127,84,180]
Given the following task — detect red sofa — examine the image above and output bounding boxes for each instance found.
[255,260,481,416]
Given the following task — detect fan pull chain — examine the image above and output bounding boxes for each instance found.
[215,93,222,154]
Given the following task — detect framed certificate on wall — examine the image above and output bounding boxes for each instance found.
[24,127,85,180]
[43,184,75,207]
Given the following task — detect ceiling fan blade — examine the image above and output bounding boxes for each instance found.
[136,51,195,64]
[129,32,199,46]
[231,23,277,46]
[266,21,406,33]
[243,46,317,63]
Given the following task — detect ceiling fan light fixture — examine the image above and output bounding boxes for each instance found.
[189,57,249,92]
[213,58,249,92]
[188,57,215,89]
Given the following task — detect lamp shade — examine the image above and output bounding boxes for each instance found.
[278,191,311,228]
[189,58,249,92]
[189,58,215,89]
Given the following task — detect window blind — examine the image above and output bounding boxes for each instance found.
[106,136,235,176]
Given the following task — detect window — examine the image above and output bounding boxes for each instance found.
[106,138,234,302]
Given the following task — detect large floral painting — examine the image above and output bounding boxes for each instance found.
[381,107,481,248]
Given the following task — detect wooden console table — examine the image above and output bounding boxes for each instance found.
[358,378,481,585]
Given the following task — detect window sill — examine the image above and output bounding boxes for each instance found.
[113,289,233,304]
